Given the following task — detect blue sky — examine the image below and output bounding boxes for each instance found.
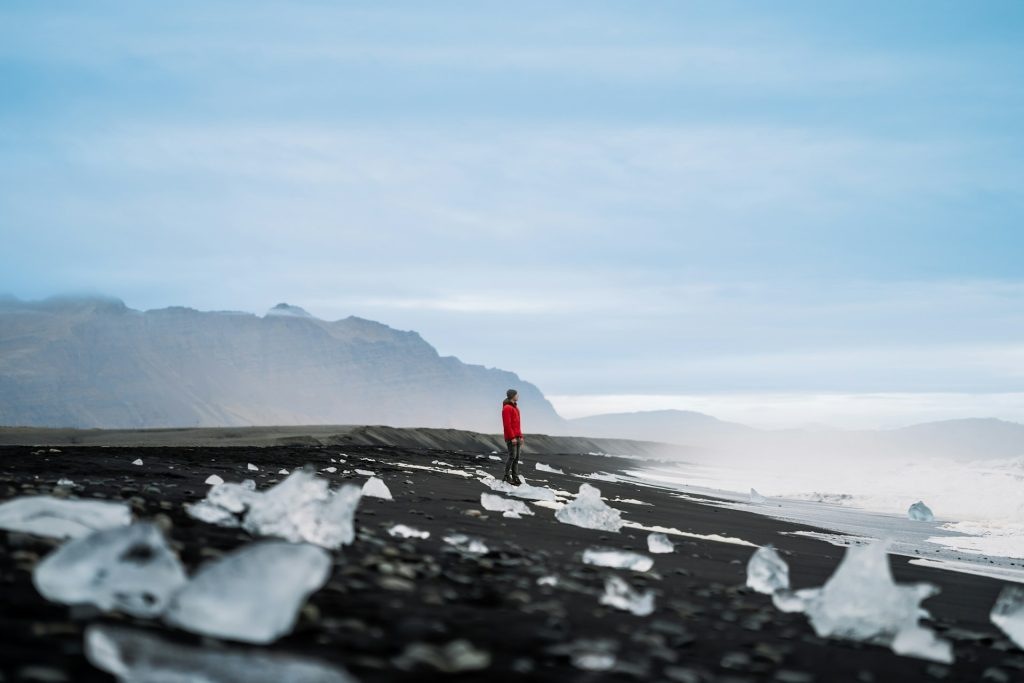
[2,2,1023,427]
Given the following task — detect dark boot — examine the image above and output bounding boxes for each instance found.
[511,456,522,486]
[502,459,516,485]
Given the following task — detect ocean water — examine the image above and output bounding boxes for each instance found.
[626,454,1024,569]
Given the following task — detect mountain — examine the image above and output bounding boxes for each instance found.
[567,409,752,445]
[0,295,563,432]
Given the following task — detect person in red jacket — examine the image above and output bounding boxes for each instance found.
[502,389,524,485]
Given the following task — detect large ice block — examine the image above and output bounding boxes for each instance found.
[746,545,790,594]
[647,532,675,554]
[0,496,131,539]
[555,484,623,532]
[991,584,1024,649]
[907,501,934,522]
[362,476,393,500]
[163,541,331,644]
[480,493,534,518]
[33,522,187,618]
[85,624,356,683]
[599,575,655,616]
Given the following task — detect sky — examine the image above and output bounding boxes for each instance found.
[1,1,1023,428]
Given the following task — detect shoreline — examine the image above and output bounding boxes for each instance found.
[1,441,1022,681]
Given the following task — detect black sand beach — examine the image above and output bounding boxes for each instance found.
[1,436,1021,682]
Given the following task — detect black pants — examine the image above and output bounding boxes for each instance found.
[504,438,521,475]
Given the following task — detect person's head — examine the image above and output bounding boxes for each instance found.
[506,389,519,403]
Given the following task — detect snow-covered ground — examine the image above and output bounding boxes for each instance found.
[623,455,1024,581]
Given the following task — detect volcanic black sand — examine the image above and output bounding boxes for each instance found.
[1,442,1022,682]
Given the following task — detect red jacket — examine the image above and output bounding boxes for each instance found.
[502,401,522,440]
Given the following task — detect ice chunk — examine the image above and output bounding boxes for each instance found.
[482,476,557,501]
[750,488,768,504]
[362,476,393,500]
[537,575,559,586]
[324,467,337,474]
[279,469,290,475]
[205,474,224,486]
[164,541,331,644]
[480,492,534,518]
[34,523,186,617]
[536,463,564,474]
[0,496,131,539]
[56,478,75,487]
[247,463,259,471]
[188,470,362,549]
[586,472,617,482]
[582,547,653,572]
[779,541,951,663]
[600,575,655,616]
[746,545,790,594]
[991,585,1024,649]
[647,532,675,554]
[488,455,502,461]
[85,624,356,683]
[394,639,491,673]
[132,459,143,466]
[555,484,623,532]
[355,468,374,476]
[908,501,934,522]
[443,533,489,555]
[389,524,429,539]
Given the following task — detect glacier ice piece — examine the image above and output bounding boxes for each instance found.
[586,472,617,482]
[555,484,623,532]
[362,476,393,500]
[247,463,259,471]
[389,524,429,539]
[991,584,1024,649]
[779,541,951,663]
[164,541,331,644]
[56,478,75,487]
[647,532,675,554]
[750,488,767,504]
[480,493,534,518]
[600,575,654,616]
[187,470,362,549]
[279,469,290,475]
[443,533,489,555]
[536,463,564,474]
[746,545,790,594]
[205,474,225,486]
[908,501,934,522]
[0,496,131,539]
[324,467,337,474]
[582,547,653,572]
[537,575,559,586]
[482,476,557,501]
[34,522,186,617]
[85,624,355,683]
[355,468,374,476]
[132,459,143,466]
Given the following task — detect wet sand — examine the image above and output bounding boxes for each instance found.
[1,441,1022,682]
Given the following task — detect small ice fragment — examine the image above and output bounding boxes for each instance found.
[991,585,1024,648]
[908,501,934,522]
[324,467,337,474]
[247,463,259,471]
[0,496,131,539]
[586,472,617,482]
[56,478,75,487]
[432,460,454,467]
[482,476,557,501]
[488,455,502,461]
[443,534,489,555]
[480,493,534,518]
[746,545,790,594]
[164,541,331,644]
[394,640,491,673]
[750,488,768,504]
[132,459,143,466]
[389,524,429,539]
[582,547,653,572]
[647,532,674,554]
[783,540,951,663]
[85,624,357,683]
[537,575,559,587]
[600,575,655,616]
[355,469,374,476]
[205,474,224,486]
[278,469,289,475]
[773,588,818,613]
[362,477,393,500]
[34,523,187,617]
[555,484,623,532]
[536,463,564,474]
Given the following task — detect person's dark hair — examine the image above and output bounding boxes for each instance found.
[506,389,518,401]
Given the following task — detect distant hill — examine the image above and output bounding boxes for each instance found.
[0,295,563,432]
[567,409,752,445]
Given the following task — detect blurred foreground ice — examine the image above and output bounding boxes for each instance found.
[85,624,356,683]
[582,547,653,572]
[746,545,789,595]
[555,484,623,532]
[600,575,655,616]
[536,463,565,474]
[187,468,362,549]
[482,476,558,501]
[0,496,131,539]
[991,585,1024,649]
[34,522,187,617]
[480,492,534,518]
[770,541,952,663]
